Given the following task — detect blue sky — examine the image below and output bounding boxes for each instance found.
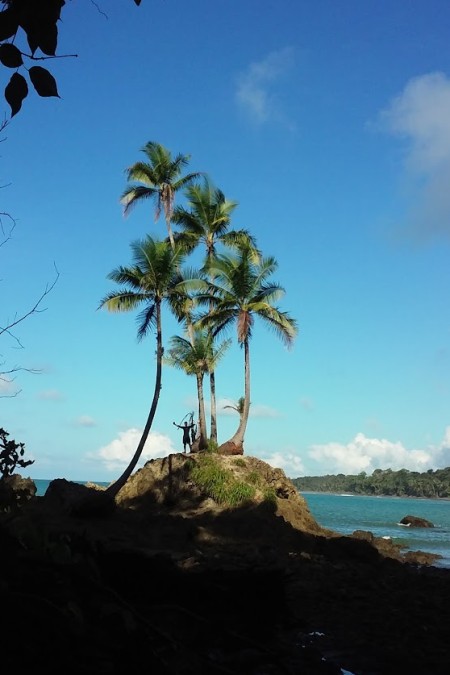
[1,0,450,481]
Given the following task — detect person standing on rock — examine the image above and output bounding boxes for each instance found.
[173,421,195,453]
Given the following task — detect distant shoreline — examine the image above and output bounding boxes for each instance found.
[299,490,450,502]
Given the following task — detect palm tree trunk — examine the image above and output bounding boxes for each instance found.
[106,303,163,499]
[196,373,208,450]
[221,339,250,454]
[209,370,218,443]
[166,217,176,249]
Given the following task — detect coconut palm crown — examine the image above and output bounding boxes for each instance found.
[171,178,260,442]
[165,331,231,451]
[171,178,258,259]
[198,248,298,455]
[98,236,190,496]
[121,141,201,249]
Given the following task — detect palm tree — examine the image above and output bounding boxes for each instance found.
[198,249,297,455]
[98,236,188,498]
[165,331,231,451]
[172,178,260,442]
[120,141,201,249]
[223,396,246,422]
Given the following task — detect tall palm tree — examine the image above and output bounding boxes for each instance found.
[165,331,231,451]
[199,249,298,455]
[120,141,201,249]
[172,178,260,442]
[98,236,188,498]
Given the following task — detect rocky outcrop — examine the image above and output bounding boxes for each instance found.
[1,454,449,675]
[44,478,115,516]
[0,473,36,508]
[400,514,434,528]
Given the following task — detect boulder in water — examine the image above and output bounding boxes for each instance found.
[400,514,434,528]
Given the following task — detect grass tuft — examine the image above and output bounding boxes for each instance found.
[188,455,256,507]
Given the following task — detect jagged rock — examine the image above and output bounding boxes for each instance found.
[44,478,115,517]
[400,514,434,528]
[0,473,36,508]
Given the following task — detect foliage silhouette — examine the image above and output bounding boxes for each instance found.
[0,0,142,116]
[0,426,34,477]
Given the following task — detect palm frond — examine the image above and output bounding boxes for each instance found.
[136,303,157,341]
[98,290,146,313]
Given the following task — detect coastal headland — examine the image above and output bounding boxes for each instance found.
[1,453,449,674]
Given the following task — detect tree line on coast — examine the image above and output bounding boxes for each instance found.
[292,466,450,498]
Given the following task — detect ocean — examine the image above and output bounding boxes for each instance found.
[303,491,450,568]
[33,480,450,568]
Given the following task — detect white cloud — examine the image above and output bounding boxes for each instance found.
[380,72,450,240]
[87,428,177,472]
[0,378,18,396]
[38,389,65,401]
[74,415,96,428]
[308,432,438,475]
[261,450,305,477]
[236,47,294,125]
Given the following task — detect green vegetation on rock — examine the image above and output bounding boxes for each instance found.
[188,454,257,507]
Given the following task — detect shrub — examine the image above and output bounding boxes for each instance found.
[0,427,34,479]
[233,458,246,468]
[262,487,277,505]
[188,455,255,507]
[247,470,261,486]
[206,440,219,453]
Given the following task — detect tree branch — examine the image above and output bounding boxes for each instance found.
[0,264,60,338]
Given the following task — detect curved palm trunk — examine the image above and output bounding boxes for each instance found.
[196,373,208,450]
[209,370,218,443]
[220,339,250,455]
[106,302,163,499]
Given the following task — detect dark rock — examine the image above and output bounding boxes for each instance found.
[44,478,115,517]
[400,514,434,528]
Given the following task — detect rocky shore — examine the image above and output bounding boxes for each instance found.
[1,453,449,674]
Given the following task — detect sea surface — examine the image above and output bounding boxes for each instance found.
[302,491,450,568]
[33,480,450,568]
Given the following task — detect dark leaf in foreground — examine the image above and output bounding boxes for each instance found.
[0,43,23,68]
[5,72,28,117]
[0,7,19,42]
[29,66,59,98]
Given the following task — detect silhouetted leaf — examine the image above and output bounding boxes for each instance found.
[134,0,142,5]
[18,1,62,56]
[0,43,23,68]
[37,22,58,56]
[29,65,59,97]
[0,7,19,42]
[5,72,28,117]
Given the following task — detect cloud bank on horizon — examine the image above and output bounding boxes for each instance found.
[380,71,450,241]
[85,425,450,480]
[87,428,176,472]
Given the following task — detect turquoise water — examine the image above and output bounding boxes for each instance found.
[32,480,450,567]
[302,492,450,568]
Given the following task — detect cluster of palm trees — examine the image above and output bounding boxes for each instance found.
[99,141,297,496]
